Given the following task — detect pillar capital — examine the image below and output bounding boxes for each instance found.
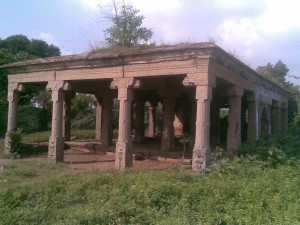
[183,73,216,87]
[46,81,72,91]
[7,83,25,101]
[8,83,26,92]
[227,86,243,97]
[195,85,212,101]
[110,78,141,89]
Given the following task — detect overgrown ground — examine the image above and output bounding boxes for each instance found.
[0,128,300,225]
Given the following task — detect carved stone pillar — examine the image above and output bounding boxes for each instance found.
[62,92,73,141]
[148,100,157,137]
[247,94,258,141]
[227,86,244,152]
[111,78,141,169]
[95,97,103,141]
[47,81,71,162]
[4,83,25,153]
[192,85,212,171]
[161,97,175,151]
[183,73,215,171]
[272,101,281,134]
[134,99,145,143]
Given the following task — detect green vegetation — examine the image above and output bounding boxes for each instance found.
[0,129,299,224]
[103,0,153,47]
[0,159,299,224]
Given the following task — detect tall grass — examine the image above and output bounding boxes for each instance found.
[0,161,299,224]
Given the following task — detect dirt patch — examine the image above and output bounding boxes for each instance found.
[0,149,191,172]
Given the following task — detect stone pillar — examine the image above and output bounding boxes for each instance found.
[192,85,212,171]
[62,92,72,141]
[101,96,113,146]
[272,101,281,134]
[95,97,103,141]
[161,97,175,151]
[182,72,216,171]
[281,103,288,133]
[46,81,71,162]
[227,86,244,153]
[148,100,157,137]
[4,83,25,152]
[111,78,141,169]
[134,99,145,143]
[247,94,258,141]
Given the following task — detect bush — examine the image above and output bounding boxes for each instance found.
[6,128,23,156]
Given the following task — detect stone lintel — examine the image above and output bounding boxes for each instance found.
[182,73,216,87]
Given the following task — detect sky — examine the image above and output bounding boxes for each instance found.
[1,0,300,85]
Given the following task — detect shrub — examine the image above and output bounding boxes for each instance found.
[6,128,23,156]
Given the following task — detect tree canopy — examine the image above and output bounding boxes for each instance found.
[0,35,61,136]
[257,60,299,123]
[104,2,153,47]
[257,60,289,85]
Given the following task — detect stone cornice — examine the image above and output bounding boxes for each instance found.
[1,42,290,97]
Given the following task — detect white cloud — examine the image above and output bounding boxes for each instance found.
[38,32,72,55]
[257,0,300,36]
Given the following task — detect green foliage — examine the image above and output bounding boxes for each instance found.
[257,60,299,123]
[0,35,61,137]
[21,130,96,143]
[6,128,23,155]
[104,2,153,47]
[71,94,96,130]
[0,161,299,224]
[238,131,300,168]
[257,60,288,84]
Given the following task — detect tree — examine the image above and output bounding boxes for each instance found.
[103,1,153,47]
[0,35,61,136]
[257,60,299,123]
[257,60,289,85]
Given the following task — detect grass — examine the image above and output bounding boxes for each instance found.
[0,160,299,224]
[0,128,299,224]
[22,130,96,143]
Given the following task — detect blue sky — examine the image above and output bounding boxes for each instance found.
[1,0,300,85]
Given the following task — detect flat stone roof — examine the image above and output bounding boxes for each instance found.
[0,42,290,96]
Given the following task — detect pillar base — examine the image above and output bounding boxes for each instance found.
[48,137,64,162]
[115,141,133,169]
[192,146,211,172]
